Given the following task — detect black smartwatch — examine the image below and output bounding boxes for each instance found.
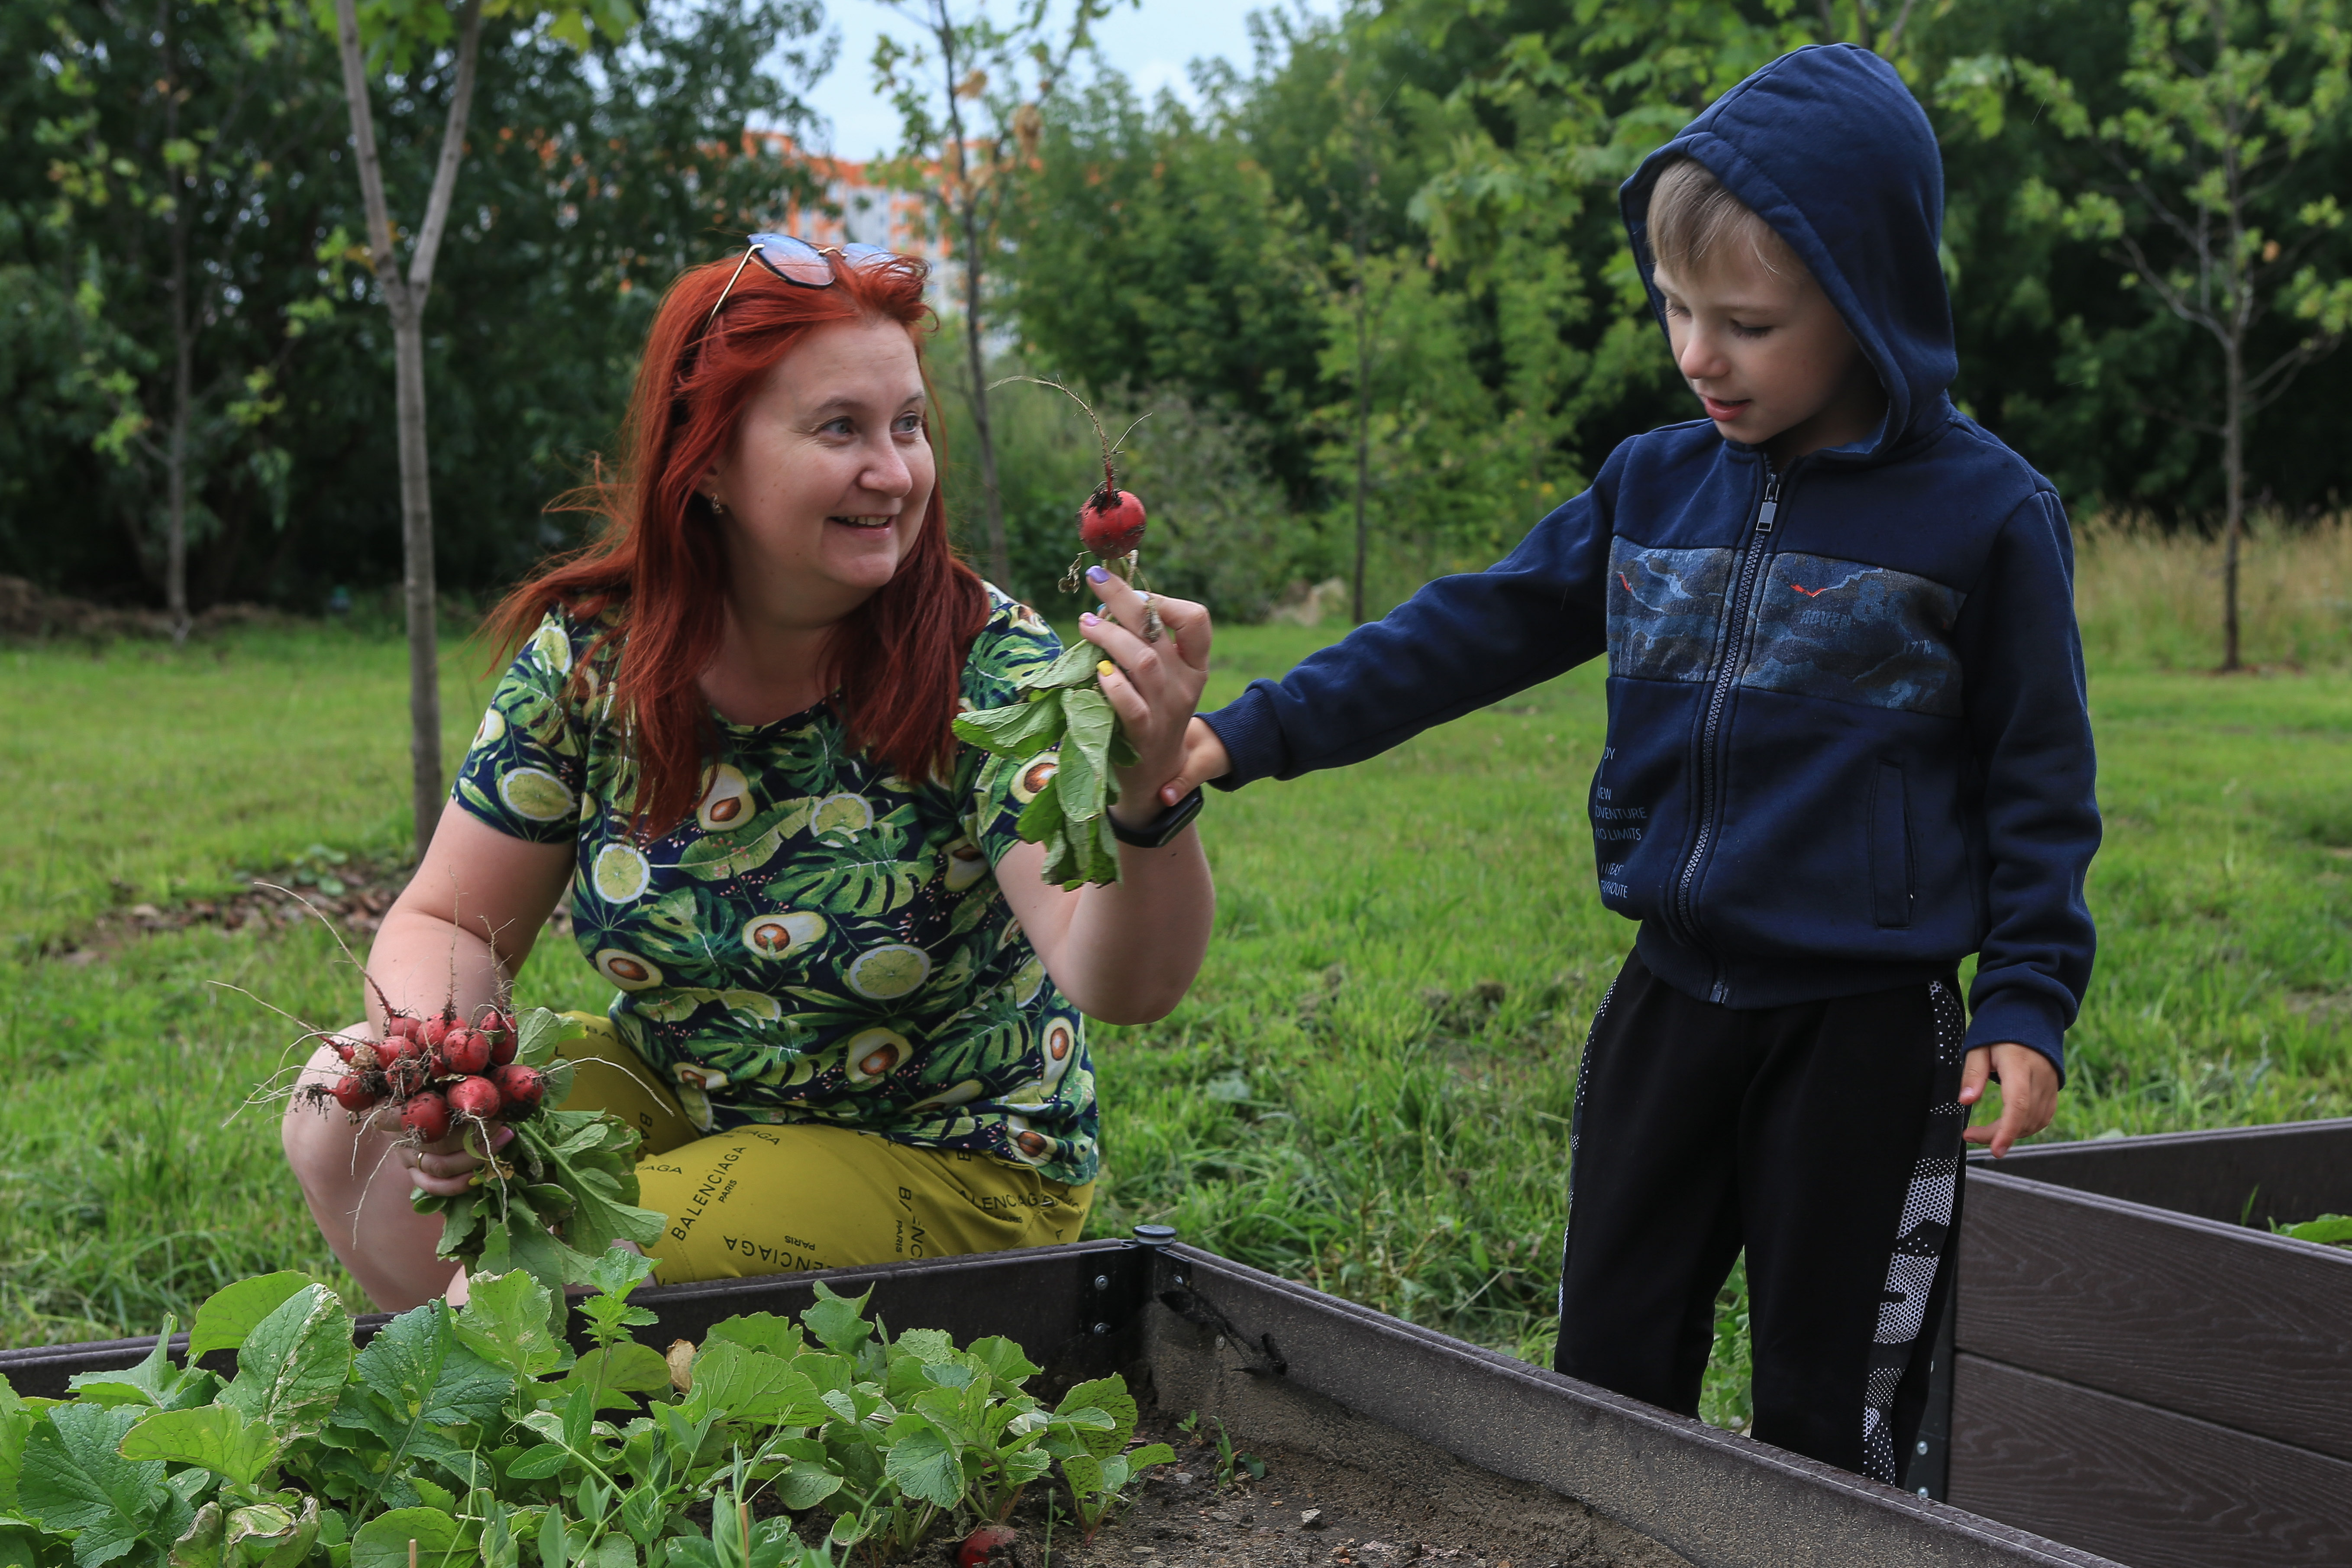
[1108,786,1205,849]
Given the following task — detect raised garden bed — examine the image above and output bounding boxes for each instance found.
[1935,1117,2352,1568]
[3,1232,2116,1568]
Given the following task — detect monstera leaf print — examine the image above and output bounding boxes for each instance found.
[674,797,817,882]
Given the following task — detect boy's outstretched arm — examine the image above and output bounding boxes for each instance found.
[1955,489,2103,1144]
[1167,481,1617,796]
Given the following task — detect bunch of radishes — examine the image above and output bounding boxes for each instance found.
[314,1005,547,1141]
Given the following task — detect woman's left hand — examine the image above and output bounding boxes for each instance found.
[1077,566,1213,829]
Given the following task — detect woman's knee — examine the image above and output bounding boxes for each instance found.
[279,1026,367,1176]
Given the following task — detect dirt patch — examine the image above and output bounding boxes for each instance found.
[943,1406,1675,1568]
[0,575,284,643]
[45,858,410,963]
[44,855,585,966]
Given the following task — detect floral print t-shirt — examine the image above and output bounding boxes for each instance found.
[451,587,1096,1186]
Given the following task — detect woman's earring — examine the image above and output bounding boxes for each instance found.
[707,493,728,517]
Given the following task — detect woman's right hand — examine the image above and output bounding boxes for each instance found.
[395,1119,514,1197]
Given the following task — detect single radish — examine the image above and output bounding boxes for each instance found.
[384,1015,420,1041]
[956,1526,1019,1568]
[447,1075,503,1122]
[494,1064,546,1114]
[989,374,1154,585]
[375,1036,412,1067]
[443,1028,492,1076]
[1081,486,1147,559]
[401,1091,452,1141]
[330,1075,380,1113]
[481,1010,518,1065]
[419,1016,450,1051]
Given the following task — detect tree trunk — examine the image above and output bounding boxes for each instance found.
[933,0,1012,591]
[960,217,1012,591]
[1352,282,1370,627]
[167,202,194,646]
[161,0,191,646]
[2220,334,2245,672]
[390,287,443,854]
[332,0,485,860]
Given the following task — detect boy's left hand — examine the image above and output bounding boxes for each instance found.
[1959,1044,2058,1157]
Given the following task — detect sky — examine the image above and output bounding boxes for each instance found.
[795,0,1326,163]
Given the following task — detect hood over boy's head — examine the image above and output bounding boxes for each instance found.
[1620,43,1956,460]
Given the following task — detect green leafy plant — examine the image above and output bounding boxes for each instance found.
[2274,1213,2352,1246]
[952,645,1141,889]
[0,1257,1164,1568]
[1173,1411,1260,1488]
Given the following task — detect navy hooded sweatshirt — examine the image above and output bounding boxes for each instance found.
[1200,44,2099,1073]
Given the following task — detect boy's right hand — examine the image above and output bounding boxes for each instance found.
[1157,716,1231,804]
[1960,1043,2059,1157]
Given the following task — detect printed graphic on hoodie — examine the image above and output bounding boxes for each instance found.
[1606,540,1733,683]
[1606,540,1966,718]
[1742,553,1966,717]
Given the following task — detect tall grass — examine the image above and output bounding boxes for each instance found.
[2074,514,2352,672]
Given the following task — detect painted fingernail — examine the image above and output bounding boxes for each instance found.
[1086,564,1110,583]
[1080,612,1099,627]
[492,1125,516,1150]
[1097,660,1116,678]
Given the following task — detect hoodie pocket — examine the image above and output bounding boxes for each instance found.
[1870,763,1913,929]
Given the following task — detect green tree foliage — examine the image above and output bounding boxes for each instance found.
[35,0,337,643]
[1934,0,2352,668]
[869,0,1119,591]
[1004,0,2352,623]
[1,0,825,611]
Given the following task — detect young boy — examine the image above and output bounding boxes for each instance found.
[1157,44,2099,1484]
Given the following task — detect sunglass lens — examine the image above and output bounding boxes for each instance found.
[750,233,834,286]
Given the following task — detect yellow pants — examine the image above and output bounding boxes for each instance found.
[555,1015,1092,1284]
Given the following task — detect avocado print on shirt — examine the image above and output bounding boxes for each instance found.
[451,588,1098,1185]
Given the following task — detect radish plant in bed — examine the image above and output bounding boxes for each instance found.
[0,1255,1167,1568]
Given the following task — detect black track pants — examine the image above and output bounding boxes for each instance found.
[1553,951,1968,1483]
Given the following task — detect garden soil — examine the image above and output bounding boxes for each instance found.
[976,1413,1692,1568]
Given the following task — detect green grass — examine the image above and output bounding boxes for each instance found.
[3,615,2348,1423]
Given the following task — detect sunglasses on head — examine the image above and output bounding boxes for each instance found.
[671,235,899,426]
[700,233,896,337]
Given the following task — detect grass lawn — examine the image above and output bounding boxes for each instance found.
[4,608,2349,1432]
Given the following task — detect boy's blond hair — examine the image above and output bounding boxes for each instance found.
[1647,157,1800,279]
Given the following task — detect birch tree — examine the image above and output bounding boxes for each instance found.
[872,0,1117,593]
[324,0,638,855]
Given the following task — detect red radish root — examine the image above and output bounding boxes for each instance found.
[447,1075,503,1122]
[494,1063,546,1113]
[401,1091,452,1141]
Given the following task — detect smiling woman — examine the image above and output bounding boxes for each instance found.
[280,238,1218,1311]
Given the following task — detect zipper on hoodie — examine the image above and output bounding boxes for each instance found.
[1672,462,1784,1002]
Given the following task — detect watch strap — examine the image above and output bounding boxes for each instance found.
[1108,786,1204,849]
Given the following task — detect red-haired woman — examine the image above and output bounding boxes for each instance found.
[281,239,1216,1309]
